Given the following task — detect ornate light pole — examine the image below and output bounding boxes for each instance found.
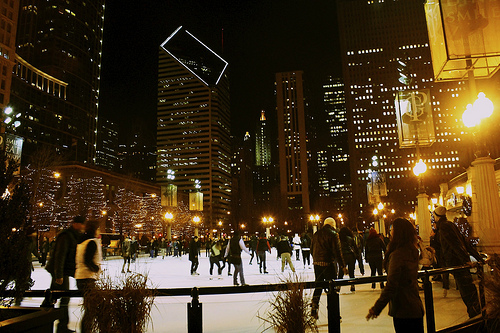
[193,215,201,238]
[461,92,500,253]
[164,212,173,241]
[309,214,320,234]
[262,216,273,239]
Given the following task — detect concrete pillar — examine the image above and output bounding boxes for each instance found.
[194,227,199,238]
[417,193,431,246]
[470,157,500,254]
[266,227,271,239]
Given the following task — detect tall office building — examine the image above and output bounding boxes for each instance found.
[276,71,310,227]
[255,110,271,167]
[0,0,18,111]
[96,117,118,171]
[157,26,231,226]
[254,110,278,218]
[231,132,254,230]
[314,76,351,214]
[338,0,473,220]
[12,0,105,163]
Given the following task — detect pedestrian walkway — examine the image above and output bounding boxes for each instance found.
[23,250,471,332]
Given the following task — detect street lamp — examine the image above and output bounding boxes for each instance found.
[460,92,500,253]
[262,216,273,238]
[193,215,201,237]
[164,212,173,241]
[309,214,320,233]
[412,157,431,245]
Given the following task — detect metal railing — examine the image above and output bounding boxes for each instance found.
[2,264,487,333]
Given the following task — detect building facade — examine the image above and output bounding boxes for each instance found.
[313,76,352,217]
[13,0,105,164]
[157,26,231,227]
[276,71,310,228]
[337,0,479,223]
[96,117,118,171]
[0,0,18,111]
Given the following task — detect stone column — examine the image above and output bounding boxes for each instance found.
[471,157,500,254]
[417,193,431,246]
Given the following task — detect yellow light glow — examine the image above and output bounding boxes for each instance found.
[165,212,173,220]
[373,209,378,215]
[377,202,384,210]
[413,159,427,176]
[193,216,201,223]
[456,186,464,195]
[53,172,61,178]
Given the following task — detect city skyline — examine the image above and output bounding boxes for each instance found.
[98,1,342,139]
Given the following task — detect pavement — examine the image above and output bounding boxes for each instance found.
[22,250,473,332]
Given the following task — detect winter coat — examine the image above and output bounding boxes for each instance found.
[75,237,102,280]
[311,224,345,268]
[340,235,358,259]
[45,226,81,278]
[189,240,199,261]
[435,218,482,267]
[301,234,311,251]
[257,238,271,252]
[277,239,292,256]
[372,245,424,318]
[365,234,386,264]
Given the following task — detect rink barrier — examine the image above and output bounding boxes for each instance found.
[1,264,486,333]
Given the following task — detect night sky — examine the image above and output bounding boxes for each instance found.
[98,0,342,141]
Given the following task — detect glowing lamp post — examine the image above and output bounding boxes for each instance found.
[412,158,431,244]
[165,212,173,241]
[309,214,320,234]
[461,92,500,253]
[262,217,273,239]
[193,215,201,237]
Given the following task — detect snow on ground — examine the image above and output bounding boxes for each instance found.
[24,250,471,332]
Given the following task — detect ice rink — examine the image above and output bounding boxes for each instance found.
[23,249,472,332]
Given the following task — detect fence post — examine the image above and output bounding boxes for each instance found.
[327,280,341,333]
[423,271,436,333]
[40,289,54,308]
[188,287,202,333]
[477,263,486,319]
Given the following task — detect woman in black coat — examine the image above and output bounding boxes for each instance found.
[365,228,386,289]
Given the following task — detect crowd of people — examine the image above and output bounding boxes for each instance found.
[31,204,484,333]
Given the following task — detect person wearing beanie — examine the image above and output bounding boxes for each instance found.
[45,215,86,333]
[433,206,484,318]
[310,217,346,319]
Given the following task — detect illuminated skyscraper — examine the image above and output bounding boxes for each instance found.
[254,110,278,217]
[255,110,271,167]
[13,0,105,163]
[338,0,475,220]
[276,71,310,225]
[157,26,231,225]
[314,76,351,212]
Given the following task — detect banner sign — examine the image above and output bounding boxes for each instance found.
[395,89,435,148]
